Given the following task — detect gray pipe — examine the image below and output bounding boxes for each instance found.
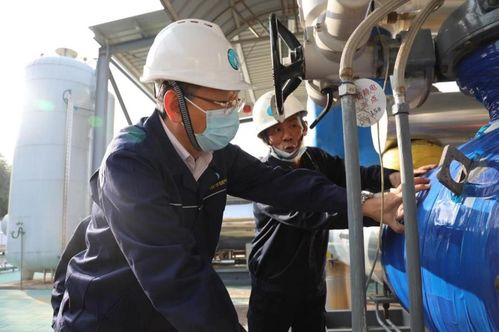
[340,85,367,332]
[393,102,424,332]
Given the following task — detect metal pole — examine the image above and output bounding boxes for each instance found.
[20,230,24,290]
[340,83,367,332]
[11,222,25,289]
[110,59,155,103]
[109,71,132,126]
[92,47,110,173]
[393,102,424,332]
[62,90,74,249]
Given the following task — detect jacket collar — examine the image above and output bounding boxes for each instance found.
[143,109,198,192]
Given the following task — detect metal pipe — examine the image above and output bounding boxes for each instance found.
[92,47,110,173]
[391,1,443,330]
[393,103,423,330]
[386,318,403,332]
[375,302,395,332]
[338,1,408,330]
[339,0,409,79]
[340,86,367,332]
[62,90,74,250]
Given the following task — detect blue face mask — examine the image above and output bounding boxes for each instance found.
[185,96,241,151]
[194,108,240,151]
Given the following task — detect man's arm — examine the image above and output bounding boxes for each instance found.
[251,175,429,233]
[225,145,348,219]
[361,177,431,233]
[253,202,347,230]
[313,149,397,192]
[226,145,431,233]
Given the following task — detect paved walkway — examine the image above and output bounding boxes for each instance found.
[0,271,53,332]
[0,270,250,331]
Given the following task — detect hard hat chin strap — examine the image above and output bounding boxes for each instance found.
[167,80,202,151]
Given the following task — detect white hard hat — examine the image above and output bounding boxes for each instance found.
[253,91,307,138]
[141,19,251,91]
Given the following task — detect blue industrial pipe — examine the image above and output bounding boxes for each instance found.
[382,40,499,332]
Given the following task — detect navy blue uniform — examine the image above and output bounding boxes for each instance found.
[51,216,91,328]
[53,111,356,332]
[247,147,395,332]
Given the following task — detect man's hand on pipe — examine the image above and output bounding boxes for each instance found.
[362,177,431,233]
[389,163,437,187]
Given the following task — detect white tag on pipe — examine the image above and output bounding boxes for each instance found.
[354,78,386,127]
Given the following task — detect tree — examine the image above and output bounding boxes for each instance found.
[0,154,11,219]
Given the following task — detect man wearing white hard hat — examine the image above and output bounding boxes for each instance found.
[52,20,429,332]
[247,91,432,332]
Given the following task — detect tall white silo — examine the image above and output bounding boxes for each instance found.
[7,50,96,279]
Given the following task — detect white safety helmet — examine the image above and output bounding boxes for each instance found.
[141,19,250,91]
[253,91,307,139]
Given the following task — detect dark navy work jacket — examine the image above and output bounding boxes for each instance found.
[52,216,91,328]
[53,111,353,332]
[249,147,395,296]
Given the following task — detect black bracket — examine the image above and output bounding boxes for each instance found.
[437,145,472,195]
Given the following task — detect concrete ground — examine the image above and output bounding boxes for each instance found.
[0,271,53,332]
[0,268,412,331]
[0,270,250,331]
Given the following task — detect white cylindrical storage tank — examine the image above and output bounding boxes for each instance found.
[7,53,95,278]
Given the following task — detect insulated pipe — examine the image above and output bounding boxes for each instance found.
[374,92,489,149]
[391,1,443,331]
[325,0,371,41]
[337,1,408,330]
[315,0,372,54]
[329,227,386,284]
[302,42,377,81]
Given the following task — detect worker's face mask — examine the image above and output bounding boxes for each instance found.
[194,107,240,151]
[271,145,306,161]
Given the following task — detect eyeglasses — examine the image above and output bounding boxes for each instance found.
[184,94,244,115]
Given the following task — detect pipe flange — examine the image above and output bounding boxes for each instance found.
[436,1,499,80]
